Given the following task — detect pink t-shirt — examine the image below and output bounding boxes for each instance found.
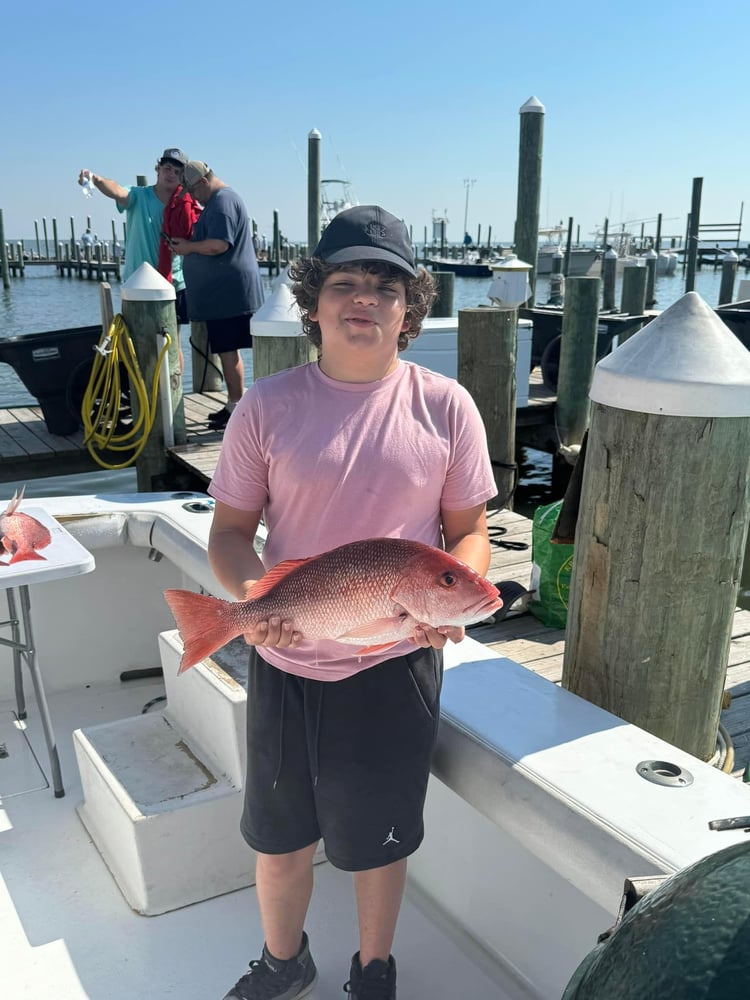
[209,359,496,680]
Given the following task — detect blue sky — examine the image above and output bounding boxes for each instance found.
[4,1,749,247]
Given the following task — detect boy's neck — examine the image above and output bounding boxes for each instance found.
[318,353,399,383]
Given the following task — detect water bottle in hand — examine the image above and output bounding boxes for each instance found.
[80,170,95,198]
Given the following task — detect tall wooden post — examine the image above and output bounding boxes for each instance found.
[308,128,321,254]
[685,177,702,292]
[556,276,601,447]
[457,308,518,509]
[563,216,574,277]
[644,249,657,307]
[121,263,185,491]
[514,96,545,303]
[0,209,10,289]
[562,292,750,761]
[272,210,280,277]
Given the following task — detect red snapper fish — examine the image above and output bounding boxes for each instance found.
[164,537,502,674]
[0,488,52,565]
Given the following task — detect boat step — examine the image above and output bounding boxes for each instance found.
[158,629,248,787]
[74,711,252,915]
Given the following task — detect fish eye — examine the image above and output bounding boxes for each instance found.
[440,572,457,588]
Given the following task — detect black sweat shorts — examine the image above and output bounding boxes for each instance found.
[205,314,252,353]
[240,646,443,872]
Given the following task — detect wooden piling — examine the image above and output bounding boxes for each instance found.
[457,308,518,508]
[253,337,317,380]
[644,249,657,307]
[621,263,648,316]
[0,210,9,289]
[685,177,702,292]
[122,272,186,491]
[431,271,455,317]
[563,217,574,277]
[556,276,601,448]
[308,128,321,254]
[562,292,750,761]
[514,97,545,302]
[273,210,280,276]
[719,251,738,305]
[602,248,617,310]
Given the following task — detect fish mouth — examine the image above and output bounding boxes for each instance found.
[462,592,503,624]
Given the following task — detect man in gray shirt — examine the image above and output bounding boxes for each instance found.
[171,161,264,429]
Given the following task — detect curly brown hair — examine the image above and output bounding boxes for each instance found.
[288,259,436,351]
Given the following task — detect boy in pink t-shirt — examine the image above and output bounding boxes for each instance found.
[208,206,496,1000]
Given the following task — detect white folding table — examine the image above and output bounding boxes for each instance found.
[0,506,95,797]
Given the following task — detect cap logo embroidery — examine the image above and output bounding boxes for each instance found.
[365,222,387,239]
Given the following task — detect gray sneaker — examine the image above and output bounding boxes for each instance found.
[223,932,318,999]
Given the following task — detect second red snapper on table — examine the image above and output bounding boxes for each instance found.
[0,488,52,565]
[164,537,502,674]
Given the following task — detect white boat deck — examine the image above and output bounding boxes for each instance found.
[0,678,528,1000]
[4,493,750,999]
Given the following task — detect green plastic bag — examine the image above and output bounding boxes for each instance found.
[528,499,574,629]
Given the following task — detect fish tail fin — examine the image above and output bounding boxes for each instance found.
[163,589,242,674]
[9,550,45,564]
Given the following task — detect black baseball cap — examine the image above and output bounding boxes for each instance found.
[313,205,416,277]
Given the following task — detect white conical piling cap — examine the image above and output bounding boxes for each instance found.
[590,291,750,416]
[121,262,176,301]
[251,267,305,337]
[520,96,545,114]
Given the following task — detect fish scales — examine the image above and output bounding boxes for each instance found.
[164,537,502,673]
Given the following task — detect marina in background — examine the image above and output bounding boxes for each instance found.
[0,261,741,509]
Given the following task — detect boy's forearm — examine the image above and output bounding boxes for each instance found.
[91,175,129,203]
[208,530,266,601]
[446,531,491,577]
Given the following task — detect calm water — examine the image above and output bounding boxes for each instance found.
[0,262,735,502]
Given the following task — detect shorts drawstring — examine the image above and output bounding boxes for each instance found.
[272,672,288,790]
[271,674,324,790]
[311,685,324,787]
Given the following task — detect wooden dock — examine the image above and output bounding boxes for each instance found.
[3,257,122,281]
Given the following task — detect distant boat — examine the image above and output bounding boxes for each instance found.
[320,178,357,227]
[535,227,600,276]
[428,250,495,277]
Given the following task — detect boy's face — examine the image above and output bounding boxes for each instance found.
[310,266,410,358]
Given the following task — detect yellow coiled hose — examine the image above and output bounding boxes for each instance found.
[81,314,171,470]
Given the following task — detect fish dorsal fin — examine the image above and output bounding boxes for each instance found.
[4,486,25,517]
[245,555,316,600]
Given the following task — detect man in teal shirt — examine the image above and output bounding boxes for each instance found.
[78,148,192,366]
